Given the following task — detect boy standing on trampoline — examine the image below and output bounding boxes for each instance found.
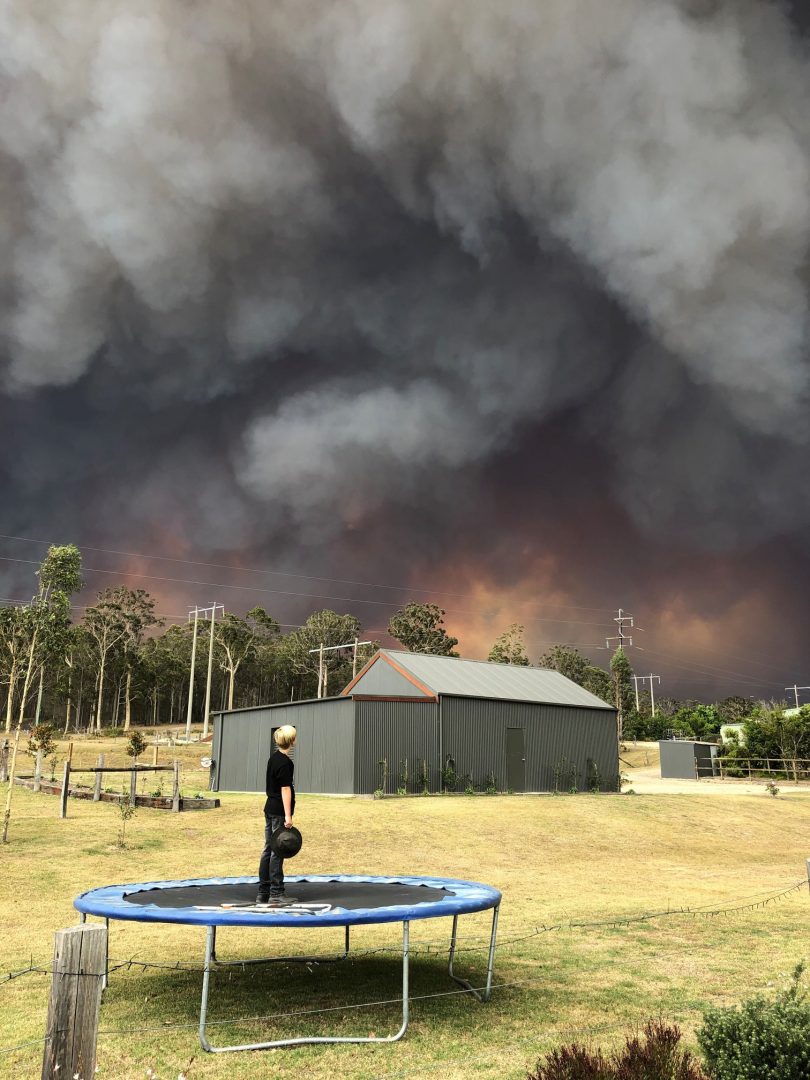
[257,725,296,903]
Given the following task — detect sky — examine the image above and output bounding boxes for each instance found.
[1,0,810,704]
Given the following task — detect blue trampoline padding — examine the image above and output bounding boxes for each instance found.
[74,874,502,927]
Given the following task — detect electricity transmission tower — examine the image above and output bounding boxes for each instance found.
[606,609,636,651]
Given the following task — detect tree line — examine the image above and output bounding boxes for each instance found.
[0,547,774,737]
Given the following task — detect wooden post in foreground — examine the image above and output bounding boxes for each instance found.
[60,762,70,819]
[152,742,159,767]
[171,760,181,813]
[41,923,106,1080]
[129,767,137,805]
[0,740,9,783]
[93,755,104,802]
[34,749,43,793]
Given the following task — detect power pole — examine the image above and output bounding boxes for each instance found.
[309,640,374,699]
[632,674,642,712]
[185,606,201,740]
[636,674,661,715]
[202,603,224,738]
[785,685,810,710]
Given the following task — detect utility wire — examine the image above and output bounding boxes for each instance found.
[0,533,616,614]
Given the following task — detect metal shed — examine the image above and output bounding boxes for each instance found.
[659,740,719,780]
[211,649,619,795]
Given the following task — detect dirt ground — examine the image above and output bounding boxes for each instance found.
[622,741,810,797]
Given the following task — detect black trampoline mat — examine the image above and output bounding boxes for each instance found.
[123,879,455,911]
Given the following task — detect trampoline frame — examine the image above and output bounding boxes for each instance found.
[75,874,501,1053]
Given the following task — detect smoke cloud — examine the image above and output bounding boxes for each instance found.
[1,0,810,693]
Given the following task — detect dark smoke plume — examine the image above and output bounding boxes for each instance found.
[1,1,810,695]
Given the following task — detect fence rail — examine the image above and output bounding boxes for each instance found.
[713,756,810,782]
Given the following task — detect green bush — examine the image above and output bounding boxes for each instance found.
[698,964,810,1080]
[27,722,57,759]
[528,1019,707,1079]
[126,731,147,760]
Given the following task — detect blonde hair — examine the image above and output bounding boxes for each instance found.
[274,725,297,749]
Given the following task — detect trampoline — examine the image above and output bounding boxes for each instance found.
[75,873,501,1053]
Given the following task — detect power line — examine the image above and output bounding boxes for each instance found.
[0,554,614,629]
[0,533,615,614]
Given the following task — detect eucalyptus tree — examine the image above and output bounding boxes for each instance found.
[388,602,458,656]
[84,589,129,730]
[215,607,279,710]
[0,605,29,733]
[114,588,162,730]
[488,623,530,665]
[280,609,364,699]
[2,544,82,843]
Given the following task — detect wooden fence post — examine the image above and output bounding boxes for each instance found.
[129,767,137,805]
[41,923,106,1080]
[34,749,44,793]
[152,742,158,767]
[60,762,70,820]
[0,739,9,783]
[93,755,104,802]
[171,760,180,813]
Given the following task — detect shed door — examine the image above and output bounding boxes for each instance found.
[506,728,526,793]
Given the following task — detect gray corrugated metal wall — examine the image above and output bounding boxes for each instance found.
[212,699,356,793]
[441,697,618,792]
[354,699,439,794]
[525,703,618,791]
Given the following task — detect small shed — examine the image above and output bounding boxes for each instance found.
[211,649,619,795]
[659,740,719,780]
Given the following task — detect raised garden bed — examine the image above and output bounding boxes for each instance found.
[14,775,219,810]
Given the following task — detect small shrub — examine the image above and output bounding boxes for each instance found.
[441,755,457,793]
[398,757,408,792]
[396,787,406,796]
[698,963,810,1080]
[373,788,384,800]
[419,758,430,795]
[458,773,474,795]
[485,771,497,795]
[765,779,780,797]
[377,757,389,794]
[116,796,137,848]
[529,1019,707,1080]
[126,731,147,760]
[586,759,601,793]
[27,722,57,760]
[553,758,578,793]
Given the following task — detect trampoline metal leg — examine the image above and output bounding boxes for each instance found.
[199,921,410,1053]
[210,923,351,967]
[447,904,499,1003]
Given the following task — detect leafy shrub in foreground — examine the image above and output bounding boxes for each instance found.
[528,1020,707,1080]
[698,964,810,1080]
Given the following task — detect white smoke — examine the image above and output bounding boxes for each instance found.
[1,0,809,546]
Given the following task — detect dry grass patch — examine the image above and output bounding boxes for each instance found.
[1,733,809,1079]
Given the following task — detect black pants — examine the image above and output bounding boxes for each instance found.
[258,814,285,895]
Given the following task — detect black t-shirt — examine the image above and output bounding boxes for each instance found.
[264,749,295,817]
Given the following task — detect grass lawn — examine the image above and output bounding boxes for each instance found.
[1,732,810,1079]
